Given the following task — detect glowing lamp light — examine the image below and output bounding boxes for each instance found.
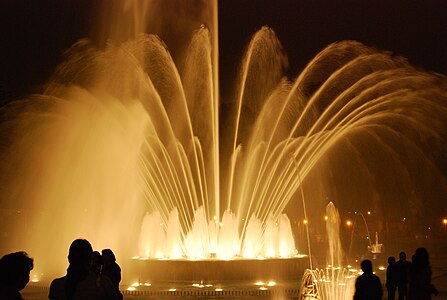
[215,288,223,292]
[259,286,268,291]
[254,281,265,286]
[324,216,328,221]
[267,281,276,286]
[378,266,386,271]
[346,220,352,226]
[131,282,140,287]
[303,219,308,225]
[367,211,371,215]
[443,218,447,225]
[169,288,177,292]
[127,287,136,291]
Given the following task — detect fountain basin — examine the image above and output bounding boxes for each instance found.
[127,256,309,283]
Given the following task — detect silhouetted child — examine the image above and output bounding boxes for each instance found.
[49,239,119,300]
[91,251,102,275]
[408,247,438,300]
[396,251,411,300]
[101,249,123,300]
[386,256,398,300]
[0,251,34,300]
[354,259,383,300]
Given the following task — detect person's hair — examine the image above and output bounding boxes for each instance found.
[0,251,33,288]
[399,251,406,260]
[361,259,373,273]
[388,256,396,264]
[413,247,430,269]
[66,239,93,300]
[101,249,116,262]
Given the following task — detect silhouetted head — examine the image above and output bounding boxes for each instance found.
[399,251,406,261]
[361,259,373,274]
[101,249,116,265]
[0,251,34,291]
[68,239,93,266]
[388,256,396,265]
[413,247,429,268]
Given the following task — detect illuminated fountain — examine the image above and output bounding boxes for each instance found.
[300,202,356,299]
[0,0,447,292]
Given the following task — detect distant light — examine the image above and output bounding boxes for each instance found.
[131,282,140,287]
[254,281,265,286]
[443,218,447,225]
[378,266,386,271]
[324,216,328,221]
[215,288,223,292]
[31,279,39,282]
[267,281,276,286]
[259,286,268,291]
[127,287,136,291]
[169,288,177,292]
[144,283,151,286]
[367,211,371,215]
[303,219,308,225]
[346,220,352,226]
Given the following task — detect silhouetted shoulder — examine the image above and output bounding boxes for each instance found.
[49,276,67,300]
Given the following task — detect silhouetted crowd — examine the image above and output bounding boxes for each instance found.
[354,248,438,300]
[0,241,441,299]
[0,238,123,300]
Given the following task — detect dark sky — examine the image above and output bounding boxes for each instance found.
[1,0,446,105]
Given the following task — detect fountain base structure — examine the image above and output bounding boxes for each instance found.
[127,256,308,283]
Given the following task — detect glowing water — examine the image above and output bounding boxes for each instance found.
[300,203,356,299]
[0,0,446,281]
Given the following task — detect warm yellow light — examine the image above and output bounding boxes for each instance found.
[127,287,136,291]
[367,211,371,215]
[254,281,265,286]
[443,218,447,225]
[267,281,276,286]
[169,288,177,292]
[346,220,352,226]
[324,216,328,221]
[303,219,308,224]
[131,282,140,287]
[378,266,386,271]
[215,288,223,291]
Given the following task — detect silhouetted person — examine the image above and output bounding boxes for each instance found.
[49,239,119,300]
[408,248,438,300]
[101,249,122,300]
[386,256,398,300]
[91,251,102,275]
[354,259,383,300]
[395,251,411,300]
[0,251,33,300]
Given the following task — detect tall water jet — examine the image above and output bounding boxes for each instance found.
[300,202,356,299]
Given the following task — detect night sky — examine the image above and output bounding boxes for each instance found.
[1,0,447,105]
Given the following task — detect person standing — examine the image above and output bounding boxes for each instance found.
[354,259,383,300]
[49,239,119,300]
[101,249,123,300]
[386,256,398,300]
[395,251,411,300]
[408,248,438,300]
[0,251,34,300]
